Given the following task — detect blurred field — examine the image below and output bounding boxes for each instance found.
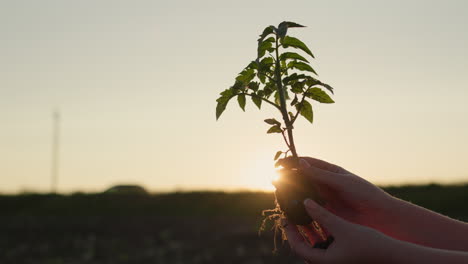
[1,184,468,264]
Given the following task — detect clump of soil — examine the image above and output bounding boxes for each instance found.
[273,169,323,225]
[260,168,331,250]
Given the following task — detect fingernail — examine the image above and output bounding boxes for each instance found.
[299,159,311,169]
[304,198,317,209]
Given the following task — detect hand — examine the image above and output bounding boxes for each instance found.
[278,157,395,233]
[284,199,397,264]
[279,156,468,251]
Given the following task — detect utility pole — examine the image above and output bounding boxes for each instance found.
[51,109,60,193]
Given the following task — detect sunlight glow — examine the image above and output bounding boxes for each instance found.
[240,156,278,191]
[272,171,281,183]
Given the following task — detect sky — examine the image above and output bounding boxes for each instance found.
[1,0,467,193]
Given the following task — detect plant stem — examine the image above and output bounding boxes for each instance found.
[281,129,291,149]
[274,36,298,161]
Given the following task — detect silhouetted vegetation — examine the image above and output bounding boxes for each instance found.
[215,21,335,228]
[1,184,468,263]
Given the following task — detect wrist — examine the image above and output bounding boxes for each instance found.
[384,237,413,264]
[386,238,468,264]
[364,229,406,264]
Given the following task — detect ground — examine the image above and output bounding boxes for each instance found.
[1,184,467,264]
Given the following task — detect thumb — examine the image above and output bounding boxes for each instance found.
[304,198,348,234]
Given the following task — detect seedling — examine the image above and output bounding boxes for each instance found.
[215,21,335,247]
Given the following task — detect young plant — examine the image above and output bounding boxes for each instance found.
[215,21,335,247]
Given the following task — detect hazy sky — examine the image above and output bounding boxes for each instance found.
[1,0,467,193]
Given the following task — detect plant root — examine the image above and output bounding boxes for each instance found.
[259,198,287,253]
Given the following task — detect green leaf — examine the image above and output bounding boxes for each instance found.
[236,69,255,84]
[258,25,275,42]
[278,21,306,29]
[274,151,283,161]
[285,90,290,100]
[264,118,281,126]
[287,61,317,75]
[274,91,281,105]
[252,95,262,109]
[305,77,334,94]
[320,82,334,94]
[291,82,304,93]
[305,77,320,87]
[290,95,298,106]
[267,125,282,134]
[262,82,275,98]
[277,21,306,39]
[231,80,244,91]
[271,87,290,101]
[274,91,290,105]
[305,88,334,103]
[280,59,287,71]
[218,88,234,98]
[216,101,228,120]
[296,100,313,123]
[246,61,258,70]
[258,57,274,77]
[216,89,235,120]
[281,36,315,58]
[237,94,246,111]
[283,73,307,85]
[258,73,266,84]
[276,24,288,39]
[257,39,274,58]
[262,36,275,43]
[280,52,309,63]
[260,57,274,67]
[247,81,259,91]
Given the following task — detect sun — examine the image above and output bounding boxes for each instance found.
[240,155,279,191]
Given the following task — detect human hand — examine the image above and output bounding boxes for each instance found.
[284,199,398,264]
[277,157,395,234]
[279,156,468,252]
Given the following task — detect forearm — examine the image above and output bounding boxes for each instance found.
[380,196,468,251]
[388,238,468,264]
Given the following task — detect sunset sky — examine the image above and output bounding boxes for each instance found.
[1,0,467,193]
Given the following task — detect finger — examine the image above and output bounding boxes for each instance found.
[300,224,324,245]
[298,161,346,189]
[282,219,325,262]
[276,157,298,169]
[278,156,347,174]
[276,162,338,181]
[301,157,349,174]
[304,199,348,234]
[275,165,345,194]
